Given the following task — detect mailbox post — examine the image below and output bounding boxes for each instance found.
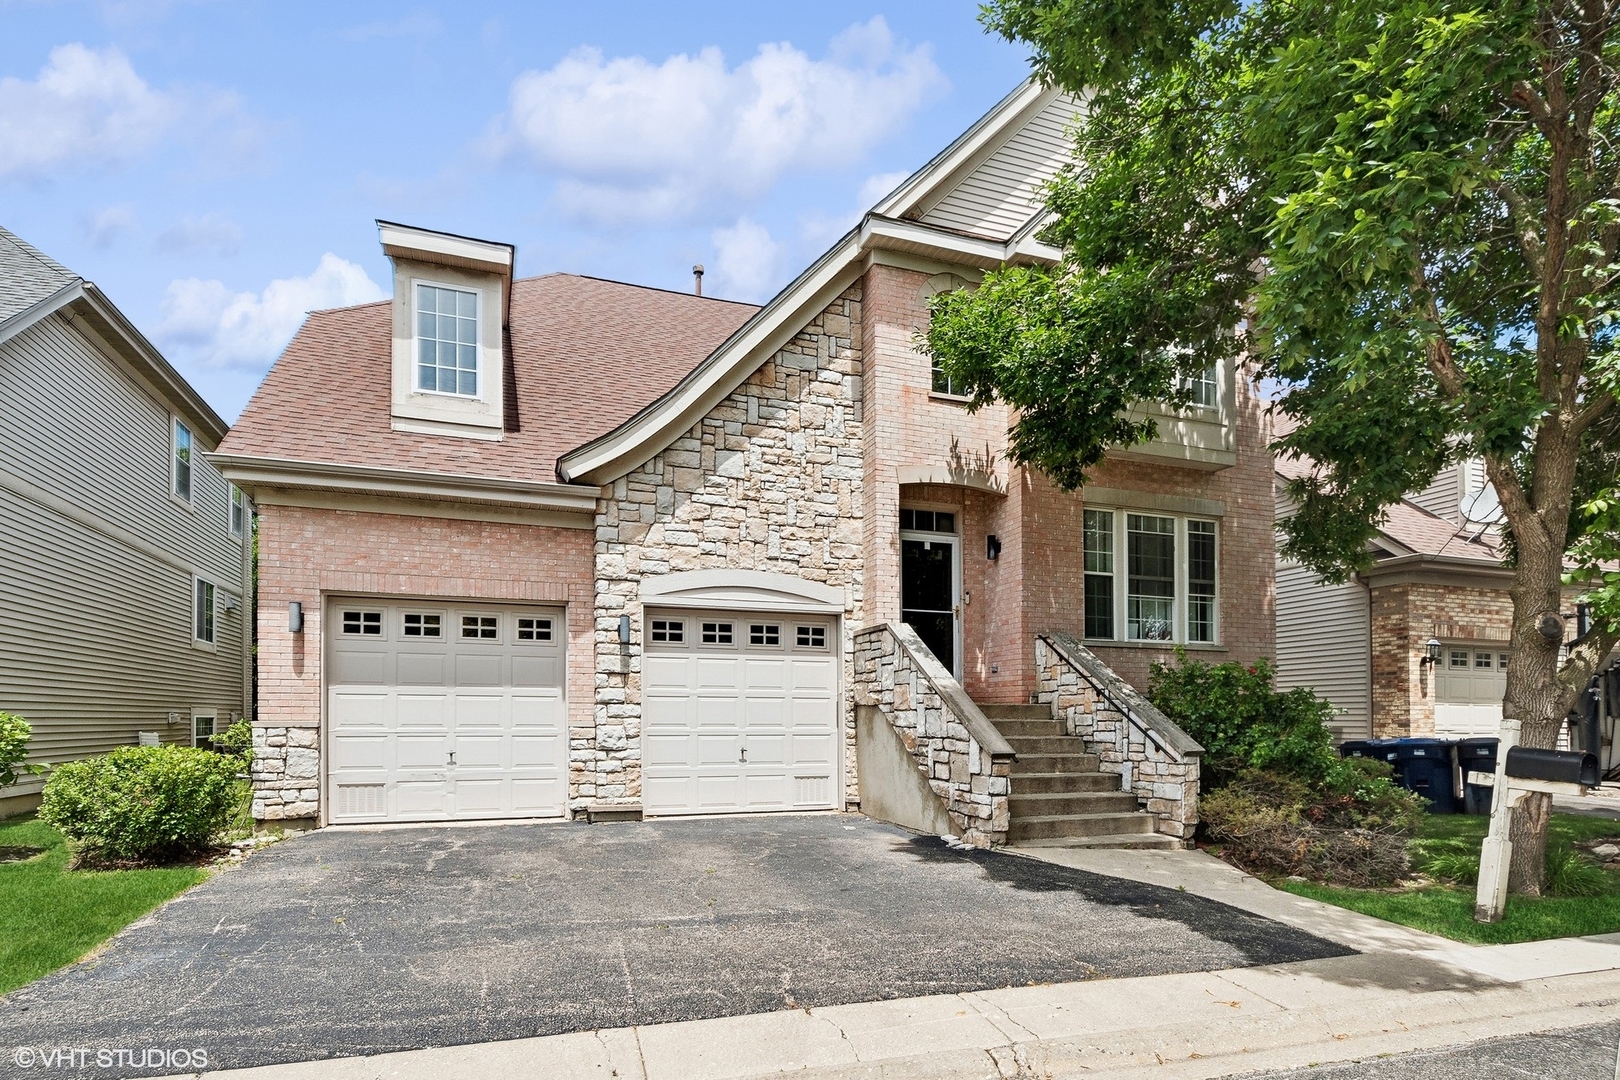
[1474,718,1601,923]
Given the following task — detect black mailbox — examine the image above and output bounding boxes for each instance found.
[1504,746,1600,787]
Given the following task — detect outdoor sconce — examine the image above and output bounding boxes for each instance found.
[1420,637,1443,666]
[986,534,1002,561]
[288,601,303,634]
[618,614,632,645]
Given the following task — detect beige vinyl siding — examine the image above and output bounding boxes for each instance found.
[0,313,249,786]
[920,94,1080,240]
[1274,561,1371,741]
[1408,462,1462,523]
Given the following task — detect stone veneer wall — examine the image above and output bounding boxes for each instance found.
[852,622,1014,846]
[590,286,866,809]
[1370,581,1514,737]
[1034,633,1202,842]
[251,503,595,821]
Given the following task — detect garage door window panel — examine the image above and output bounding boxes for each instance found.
[403,612,443,638]
[701,621,734,646]
[341,610,384,637]
[516,617,553,642]
[650,619,685,643]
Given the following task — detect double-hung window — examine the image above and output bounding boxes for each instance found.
[172,420,193,502]
[193,578,216,645]
[1082,510,1219,644]
[229,484,247,539]
[416,283,479,396]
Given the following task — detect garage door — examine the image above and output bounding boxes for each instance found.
[326,599,567,823]
[1435,644,1508,737]
[642,609,839,815]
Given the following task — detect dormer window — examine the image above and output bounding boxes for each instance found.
[416,283,479,397]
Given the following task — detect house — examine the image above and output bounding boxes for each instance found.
[214,82,1275,846]
[1275,448,1542,741]
[0,226,253,817]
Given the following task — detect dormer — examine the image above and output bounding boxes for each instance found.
[379,221,513,440]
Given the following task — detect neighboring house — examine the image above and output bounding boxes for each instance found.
[215,82,1273,846]
[1275,449,1529,741]
[0,226,253,816]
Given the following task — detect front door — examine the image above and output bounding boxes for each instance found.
[901,526,959,677]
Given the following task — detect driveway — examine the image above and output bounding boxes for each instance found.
[0,814,1350,1076]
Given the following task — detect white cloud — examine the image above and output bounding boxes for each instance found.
[709,218,782,301]
[81,202,137,248]
[494,17,944,225]
[0,43,252,180]
[0,44,178,178]
[158,254,384,370]
[155,212,243,257]
[799,169,915,251]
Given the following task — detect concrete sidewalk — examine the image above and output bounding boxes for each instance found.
[163,845,1620,1080]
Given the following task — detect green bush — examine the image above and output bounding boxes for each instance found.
[39,745,245,860]
[211,718,253,762]
[1546,846,1608,898]
[1147,652,1340,788]
[0,712,46,789]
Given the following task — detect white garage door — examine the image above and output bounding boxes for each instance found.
[326,598,567,823]
[1435,644,1509,737]
[642,608,839,815]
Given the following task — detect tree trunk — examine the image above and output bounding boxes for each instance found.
[1501,533,1570,897]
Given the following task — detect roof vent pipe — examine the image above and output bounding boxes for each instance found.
[692,264,704,296]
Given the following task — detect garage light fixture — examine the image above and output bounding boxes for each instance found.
[986,534,1002,561]
[288,601,303,634]
[618,614,631,644]
[1420,637,1442,666]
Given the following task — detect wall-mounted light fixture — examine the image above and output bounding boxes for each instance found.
[1420,637,1443,666]
[986,534,1002,561]
[288,601,304,634]
[618,614,632,645]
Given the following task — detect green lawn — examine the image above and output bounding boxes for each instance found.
[0,816,207,994]
[1274,813,1620,945]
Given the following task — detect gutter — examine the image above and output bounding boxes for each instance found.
[206,452,602,513]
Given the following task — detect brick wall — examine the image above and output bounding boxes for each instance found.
[593,286,866,809]
[252,503,594,819]
[1370,581,1514,737]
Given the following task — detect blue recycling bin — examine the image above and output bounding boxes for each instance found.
[1388,738,1461,813]
[1456,737,1499,815]
[1339,738,1399,762]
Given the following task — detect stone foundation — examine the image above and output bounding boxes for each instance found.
[251,726,320,821]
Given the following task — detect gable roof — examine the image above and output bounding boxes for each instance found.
[1275,446,1504,567]
[0,224,227,445]
[213,274,757,496]
[556,80,1079,484]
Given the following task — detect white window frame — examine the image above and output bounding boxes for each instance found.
[171,418,194,506]
[191,708,218,748]
[412,279,484,401]
[1082,509,1220,646]
[192,576,217,649]
[229,483,247,539]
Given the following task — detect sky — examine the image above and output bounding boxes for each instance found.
[0,1,1034,420]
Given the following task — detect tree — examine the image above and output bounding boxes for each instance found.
[927,0,1619,893]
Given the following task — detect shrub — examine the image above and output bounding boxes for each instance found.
[0,712,46,789]
[1546,846,1608,898]
[39,745,245,860]
[211,718,253,762]
[1147,653,1340,789]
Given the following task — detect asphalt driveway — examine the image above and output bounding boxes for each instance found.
[0,814,1350,1076]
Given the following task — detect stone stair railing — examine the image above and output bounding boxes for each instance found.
[1034,631,1203,842]
[853,622,1016,847]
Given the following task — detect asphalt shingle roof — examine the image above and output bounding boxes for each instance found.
[0,225,78,325]
[218,273,759,483]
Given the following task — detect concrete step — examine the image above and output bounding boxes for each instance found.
[1004,735,1089,756]
[1010,752,1101,774]
[1011,832,1183,850]
[1012,771,1121,794]
[990,718,1066,738]
[977,704,1052,720]
[1008,812,1158,842]
[1009,791,1139,817]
